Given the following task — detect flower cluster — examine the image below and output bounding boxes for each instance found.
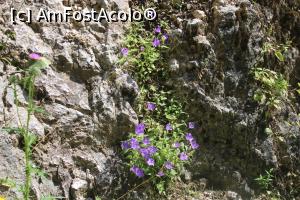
[121,102,199,178]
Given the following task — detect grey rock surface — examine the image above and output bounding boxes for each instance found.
[0,0,299,199]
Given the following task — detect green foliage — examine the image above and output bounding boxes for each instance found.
[0,41,11,65]
[4,56,50,200]
[0,41,6,51]
[296,83,300,95]
[262,41,291,62]
[0,178,16,189]
[170,0,184,9]
[264,127,273,135]
[4,30,16,40]
[252,68,288,110]
[118,23,168,84]
[255,168,274,190]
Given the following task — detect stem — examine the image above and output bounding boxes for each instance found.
[13,82,23,128]
[116,176,156,200]
[24,134,31,200]
[23,76,35,200]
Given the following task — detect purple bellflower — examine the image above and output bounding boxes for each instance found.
[130,138,140,150]
[146,158,155,166]
[130,166,144,177]
[188,122,195,129]
[121,141,130,150]
[165,123,173,131]
[147,102,156,111]
[173,142,181,148]
[179,152,188,161]
[154,25,161,34]
[135,123,145,135]
[157,171,164,177]
[190,140,200,149]
[121,48,129,56]
[152,38,160,47]
[185,133,194,141]
[164,161,173,170]
[143,137,150,145]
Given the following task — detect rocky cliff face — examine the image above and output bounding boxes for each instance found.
[0,0,299,200]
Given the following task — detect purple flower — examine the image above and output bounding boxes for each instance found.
[152,38,160,47]
[154,25,161,34]
[157,171,164,177]
[172,142,181,148]
[140,146,157,158]
[139,148,150,159]
[146,158,155,166]
[121,48,129,56]
[130,138,140,150]
[162,34,169,43]
[179,152,188,161]
[140,148,151,159]
[143,137,150,145]
[165,123,173,131]
[188,122,195,129]
[185,133,194,141]
[121,141,130,150]
[29,53,41,60]
[130,166,144,178]
[140,46,145,51]
[147,102,156,111]
[147,146,157,155]
[164,161,173,170]
[190,140,199,149]
[135,123,145,135]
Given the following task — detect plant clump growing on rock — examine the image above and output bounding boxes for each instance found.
[255,168,274,191]
[118,23,200,196]
[252,67,288,111]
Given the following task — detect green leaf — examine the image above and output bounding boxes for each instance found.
[274,51,284,62]
[1,127,24,135]
[156,181,166,194]
[265,128,273,135]
[0,177,16,188]
[32,167,47,179]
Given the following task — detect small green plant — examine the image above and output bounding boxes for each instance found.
[3,53,50,200]
[296,83,300,95]
[170,0,184,9]
[262,41,291,62]
[252,68,288,110]
[255,168,274,190]
[0,178,16,189]
[4,30,16,40]
[0,41,11,65]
